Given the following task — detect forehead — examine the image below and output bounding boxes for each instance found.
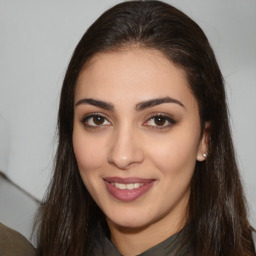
[75,48,195,108]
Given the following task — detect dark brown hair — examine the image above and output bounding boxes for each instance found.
[35,1,255,255]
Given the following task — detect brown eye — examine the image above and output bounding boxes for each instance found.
[153,116,166,126]
[93,116,105,125]
[143,114,175,129]
[82,114,111,127]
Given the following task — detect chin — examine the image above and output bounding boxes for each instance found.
[106,210,156,231]
[109,219,150,232]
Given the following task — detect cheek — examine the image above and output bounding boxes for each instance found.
[72,130,106,172]
[72,130,107,201]
[148,131,199,176]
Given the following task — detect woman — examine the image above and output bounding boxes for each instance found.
[35,1,256,255]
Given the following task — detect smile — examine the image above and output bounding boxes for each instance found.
[111,182,144,190]
[103,177,155,201]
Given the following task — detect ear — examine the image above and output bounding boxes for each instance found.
[197,122,210,162]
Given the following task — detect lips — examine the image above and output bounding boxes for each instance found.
[103,177,155,201]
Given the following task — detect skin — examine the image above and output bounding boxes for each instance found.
[73,48,208,256]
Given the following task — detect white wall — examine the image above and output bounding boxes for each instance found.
[0,0,255,225]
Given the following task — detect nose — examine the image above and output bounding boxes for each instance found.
[107,126,144,170]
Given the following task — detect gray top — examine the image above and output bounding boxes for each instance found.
[91,225,192,256]
[91,226,256,256]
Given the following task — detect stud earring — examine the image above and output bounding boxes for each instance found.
[203,153,207,158]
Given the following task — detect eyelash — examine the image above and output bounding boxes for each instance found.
[80,113,176,130]
[143,114,176,130]
[81,113,111,129]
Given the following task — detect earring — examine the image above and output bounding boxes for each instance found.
[203,153,207,158]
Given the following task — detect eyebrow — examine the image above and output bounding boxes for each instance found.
[135,97,185,111]
[75,98,114,111]
[75,96,184,111]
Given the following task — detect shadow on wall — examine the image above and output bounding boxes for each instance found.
[0,114,10,174]
[0,112,40,243]
[0,172,40,244]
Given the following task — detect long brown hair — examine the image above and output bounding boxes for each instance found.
[35,1,255,255]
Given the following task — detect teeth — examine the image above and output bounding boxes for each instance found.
[116,183,126,190]
[111,182,144,190]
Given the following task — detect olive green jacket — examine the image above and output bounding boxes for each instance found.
[0,223,35,256]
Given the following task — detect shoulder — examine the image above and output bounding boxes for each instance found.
[252,230,256,251]
[253,230,256,242]
[0,223,35,256]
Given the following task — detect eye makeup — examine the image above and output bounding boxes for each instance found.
[79,111,176,132]
[80,113,112,129]
[143,113,176,130]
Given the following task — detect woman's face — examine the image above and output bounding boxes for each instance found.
[73,48,207,234]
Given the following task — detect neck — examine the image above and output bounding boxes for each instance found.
[107,212,187,256]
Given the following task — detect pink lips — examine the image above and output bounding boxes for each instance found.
[103,177,155,201]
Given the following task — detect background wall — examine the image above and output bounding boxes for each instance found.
[0,0,255,226]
